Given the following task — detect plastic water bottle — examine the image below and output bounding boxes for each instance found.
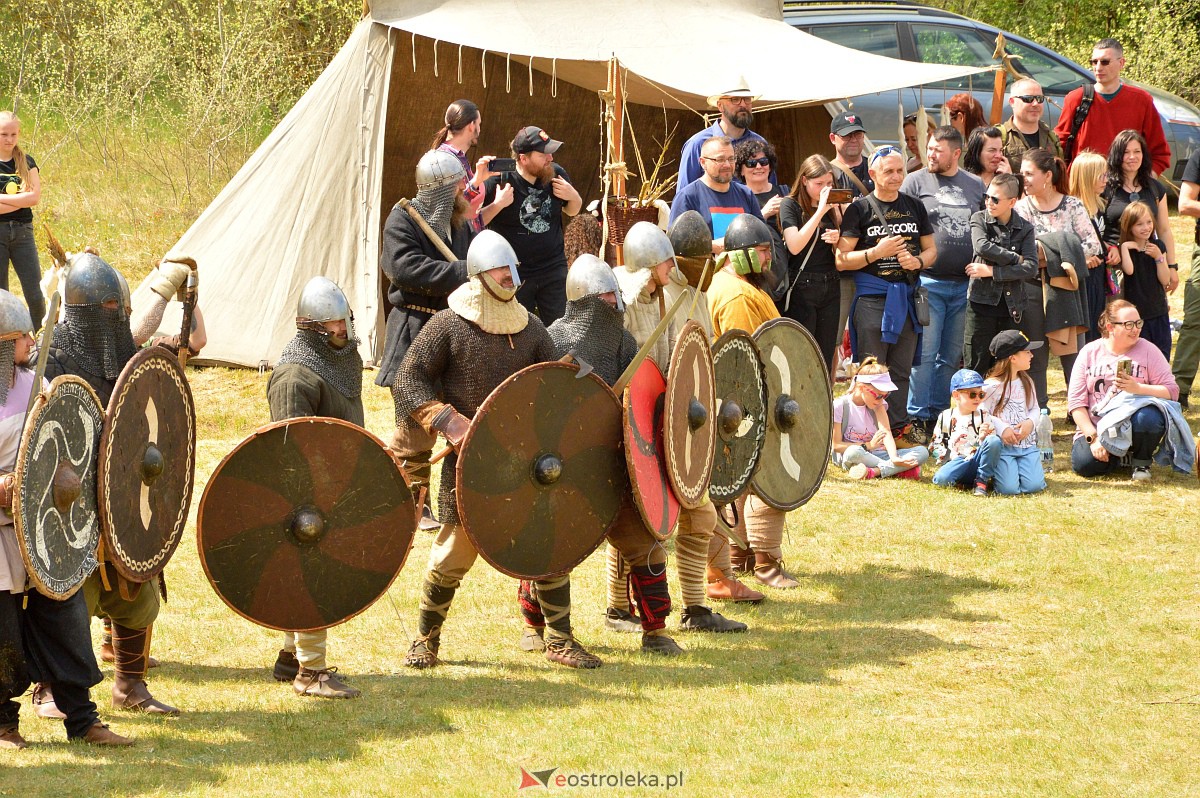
[1037,408,1054,472]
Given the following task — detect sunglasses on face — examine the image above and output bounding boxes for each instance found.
[861,385,889,400]
[744,157,771,168]
[1015,94,1045,104]
[1090,58,1113,66]
[1112,319,1144,330]
[960,390,987,400]
[984,194,1010,205]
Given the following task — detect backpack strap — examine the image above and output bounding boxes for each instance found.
[1063,83,1095,162]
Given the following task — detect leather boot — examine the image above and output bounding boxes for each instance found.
[101,618,158,667]
[111,624,180,715]
[0,723,27,750]
[753,552,800,590]
[543,635,602,669]
[603,607,641,633]
[272,649,299,682]
[404,632,440,669]
[680,605,748,632]
[705,566,765,604]
[78,722,135,747]
[31,683,66,720]
[641,630,684,656]
[729,544,755,574]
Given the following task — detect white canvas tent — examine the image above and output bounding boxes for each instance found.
[151,0,986,368]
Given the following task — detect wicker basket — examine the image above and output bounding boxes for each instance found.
[602,198,659,265]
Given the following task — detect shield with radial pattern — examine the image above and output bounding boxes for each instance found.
[623,358,680,540]
[98,346,196,583]
[456,362,625,579]
[708,329,767,504]
[751,318,833,510]
[664,320,718,510]
[197,417,416,632]
[13,376,104,599]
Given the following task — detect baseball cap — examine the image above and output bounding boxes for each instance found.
[512,126,562,155]
[989,329,1043,360]
[831,111,867,137]
[949,369,986,392]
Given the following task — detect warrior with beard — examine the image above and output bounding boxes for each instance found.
[605,221,759,641]
[538,255,683,655]
[267,276,364,699]
[380,149,475,531]
[393,231,602,669]
[0,289,133,748]
[37,254,178,718]
[677,80,771,191]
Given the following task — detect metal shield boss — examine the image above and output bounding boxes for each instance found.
[456,362,624,579]
[663,320,717,509]
[197,417,416,632]
[751,319,833,510]
[622,358,680,540]
[13,376,104,599]
[98,346,197,583]
[708,330,767,504]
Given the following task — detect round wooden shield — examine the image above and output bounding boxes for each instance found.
[664,320,717,510]
[751,319,833,511]
[456,362,624,580]
[197,417,416,632]
[13,376,104,599]
[98,346,196,583]
[708,329,767,505]
[623,358,680,540]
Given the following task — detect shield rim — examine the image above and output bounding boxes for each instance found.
[456,361,623,580]
[196,416,416,632]
[750,317,833,511]
[98,346,197,583]
[663,319,718,510]
[708,328,768,505]
[13,375,104,600]
[622,358,680,541]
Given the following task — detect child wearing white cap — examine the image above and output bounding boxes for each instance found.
[832,357,929,479]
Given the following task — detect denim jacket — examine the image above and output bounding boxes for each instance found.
[967,210,1038,309]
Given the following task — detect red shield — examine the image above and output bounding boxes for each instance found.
[622,358,680,540]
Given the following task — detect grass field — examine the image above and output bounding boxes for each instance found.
[0,123,1198,796]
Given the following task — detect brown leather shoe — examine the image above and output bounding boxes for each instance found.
[641,631,684,656]
[79,722,135,747]
[0,724,27,750]
[544,636,602,669]
[729,544,755,574]
[519,627,545,652]
[404,635,440,669]
[706,576,765,604]
[293,667,361,699]
[113,676,180,715]
[273,650,300,682]
[31,683,66,720]
[753,552,800,590]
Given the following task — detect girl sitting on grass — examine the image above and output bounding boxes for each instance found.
[832,357,928,480]
[1117,202,1172,361]
[983,330,1047,495]
[930,369,1004,496]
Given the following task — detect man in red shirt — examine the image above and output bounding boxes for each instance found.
[1054,38,1170,176]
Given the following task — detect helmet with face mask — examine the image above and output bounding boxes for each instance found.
[54,253,138,380]
[565,254,624,311]
[297,276,356,347]
[466,230,522,301]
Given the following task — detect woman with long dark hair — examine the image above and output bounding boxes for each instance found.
[962,126,1010,190]
[1100,129,1177,293]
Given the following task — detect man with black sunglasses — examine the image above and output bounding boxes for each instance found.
[1054,38,1170,175]
[1000,79,1062,172]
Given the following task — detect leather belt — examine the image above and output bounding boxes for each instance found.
[403,303,440,315]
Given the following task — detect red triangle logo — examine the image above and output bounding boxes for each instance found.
[518,768,542,790]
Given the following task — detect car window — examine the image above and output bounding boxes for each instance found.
[910,23,998,92]
[805,23,901,60]
[1004,40,1086,96]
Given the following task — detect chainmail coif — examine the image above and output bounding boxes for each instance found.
[276,329,364,399]
[0,339,15,405]
[52,305,138,381]
[547,295,637,387]
[409,181,460,242]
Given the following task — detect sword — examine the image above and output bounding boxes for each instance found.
[397,198,458,262]
[611,290,687,396]
[26,292,61,418]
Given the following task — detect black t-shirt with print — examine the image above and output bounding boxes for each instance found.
[840,193,933,283]
[0,154,37,223]
[483,163,570,275]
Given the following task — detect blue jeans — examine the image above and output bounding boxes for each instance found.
[1071,405,1167,475]
[0,221,45,327]
[909,276,968,422]
[932,433,1001,487]
[993,444,1046,495]
[834,444,930,477]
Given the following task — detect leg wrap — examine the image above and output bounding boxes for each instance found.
[605,544,630,612]
[629,565,672,632]
[417,573,459,638]
[533,575,572,640]
[518,580,545,629]
[111,624,149,681]
[673,516,711,608]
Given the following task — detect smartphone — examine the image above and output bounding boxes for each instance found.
[488,157,516,173]
[1116,357,1133,378]
[827,188,855,204]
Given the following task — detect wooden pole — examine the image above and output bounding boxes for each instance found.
[609,56,627,266]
